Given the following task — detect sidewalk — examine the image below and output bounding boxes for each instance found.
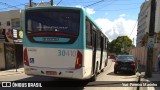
[0,68,24,77]
[138,66,160,90]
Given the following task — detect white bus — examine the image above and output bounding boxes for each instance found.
[23,6,108,81]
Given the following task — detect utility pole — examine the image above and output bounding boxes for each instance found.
[145,0,156,78]
[29,0,32,7]
[51,0,54,6]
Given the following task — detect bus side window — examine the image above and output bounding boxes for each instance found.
[103,36,106,50]
[97,31,101,50]
[86,20,92,48]
[105,38,108,50]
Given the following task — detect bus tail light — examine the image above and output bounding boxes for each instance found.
[75,51,83,69]
[24,48,29,66]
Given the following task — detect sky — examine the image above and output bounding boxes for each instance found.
[0,0,146,45]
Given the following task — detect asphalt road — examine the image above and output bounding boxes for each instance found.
[0,59,139,90]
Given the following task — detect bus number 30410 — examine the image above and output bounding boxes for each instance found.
[58,50,77,57]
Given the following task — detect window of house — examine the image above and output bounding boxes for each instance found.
[7,21,10,26]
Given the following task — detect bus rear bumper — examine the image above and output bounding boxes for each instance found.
[24,66,91,80]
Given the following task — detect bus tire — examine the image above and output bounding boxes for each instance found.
[90,63,98,82]
[101,68,105,72]
[105,59,108,67]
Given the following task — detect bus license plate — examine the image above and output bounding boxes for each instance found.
[46,71,57,75]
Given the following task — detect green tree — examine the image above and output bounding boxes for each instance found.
[108,36,132,54]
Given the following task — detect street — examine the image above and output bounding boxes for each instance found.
[0,1,160,90]
[0,59,139,90]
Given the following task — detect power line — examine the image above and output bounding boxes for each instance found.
[84,0,105,8]
[0,2,20,9]
[111,3,142,5]
[0,3,28,11]
[129,21,137,37]
[60,1,98,3]
[95,7,139,11]
[95,0,118,10]
[93,0,141,10]
[57,0,62,5]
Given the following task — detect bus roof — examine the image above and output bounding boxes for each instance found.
[25,6,83,11]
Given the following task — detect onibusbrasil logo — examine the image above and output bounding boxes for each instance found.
[1,82,42,87]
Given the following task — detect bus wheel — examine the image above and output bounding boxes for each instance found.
[90,63,98,82]
[105,59,108,67]
[101,68,105,72]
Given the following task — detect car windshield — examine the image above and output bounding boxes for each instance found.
[117,55,134,61]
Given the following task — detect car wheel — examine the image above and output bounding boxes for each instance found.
[132,70,136,75]
[114,69,117,74]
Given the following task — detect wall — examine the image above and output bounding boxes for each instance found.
[137,1,150,47]
[0,43,5,70]
[130,43,160,71]
[129,46,147,66]
[155,0,160,33]
[0,10,23,70]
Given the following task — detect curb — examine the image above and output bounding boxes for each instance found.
[0,71,24,77]
[0,68,24,77]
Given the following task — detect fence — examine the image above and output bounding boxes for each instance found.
[129,43,160,71]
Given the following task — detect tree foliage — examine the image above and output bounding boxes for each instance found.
[108,36,132,54]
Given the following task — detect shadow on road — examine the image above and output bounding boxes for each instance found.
[14,76,90,90]
[12,75,129,88]
[1,87,84,90]
[107,72,135,76]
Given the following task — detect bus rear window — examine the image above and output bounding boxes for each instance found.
[25,9,80,44]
